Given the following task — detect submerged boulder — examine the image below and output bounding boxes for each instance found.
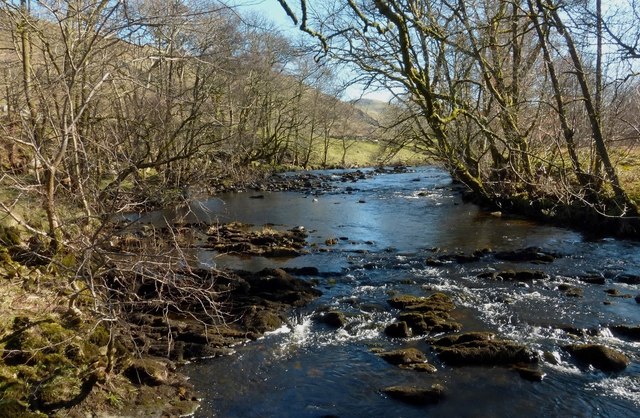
[609,325,640,341]
[513,365,546,382]
[563,344,630,372]
[579,276,606,285]
[616,274,640,285]
[382,384,445,405]
[494,247,558,264]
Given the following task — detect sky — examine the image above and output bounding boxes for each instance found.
[231,0,394,102]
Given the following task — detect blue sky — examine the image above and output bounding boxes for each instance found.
[232,0,393,102]
[233,0,298,31]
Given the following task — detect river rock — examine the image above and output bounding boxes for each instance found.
[494,247,557,264]
[239,268,322,305]
[579,275,606,285]
[558,284,583,297]
[125,357,172,386]
[398,311,462,335]
[605,288,632,298]
[616,274,640,285]
[242,308,283,334]
[425,250,490,265]
[432,332,537,366]
[609,325,640,341]
[382,383,445,405]
[384,321,412,338]
[376,347,427,366]
[402,362,438,373]
[318,311,347,328]
[563,344,630,372]
[388,293,455,312]
[203,223,308,258]
[513,365,546,382]
[636,294,640,303]
[387,293,460,335]
[557,325,598,337]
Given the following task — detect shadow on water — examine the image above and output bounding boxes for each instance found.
[169,167,639,417]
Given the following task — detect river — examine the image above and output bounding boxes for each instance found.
[175,166,639,417]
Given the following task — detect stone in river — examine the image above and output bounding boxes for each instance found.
[616,274,640,285]
[513,365,546,382]
[494,247,557,263]
[382,384,445,405]
[319,311,347,328]
[387,293,455,312]
[384,321,412,338]
[376,347,427,366]
[609,325,640,341]
[432,332,538,366]
[563,344,630,372]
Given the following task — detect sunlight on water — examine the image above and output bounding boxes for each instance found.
[587,376,640,406]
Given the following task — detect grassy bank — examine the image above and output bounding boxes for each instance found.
[307,138,429,168]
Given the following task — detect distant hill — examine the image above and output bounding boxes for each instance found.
[350,98,392,124]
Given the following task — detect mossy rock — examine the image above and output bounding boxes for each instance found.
[0,370,29,402]
[0,246,14,264]
[0,225,21,246]
[0,399,46,418]
[398,311,462,335]
[388,292,455,312]
[243,309,283,333]
[4,318,81,368]
[563,344,630,372]
[36,374,83,407]
[432,332,538,366]
[124,358,170,386]
[377,348,427,366]
[89,326,111,347]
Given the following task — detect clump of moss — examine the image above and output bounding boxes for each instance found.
[0,225,21,247]
[0,399,46,418]
[36,374,84,407]
[0,315,111,413]
[88,325,110,347]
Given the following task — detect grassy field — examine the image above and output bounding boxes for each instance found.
[309,138,429,168]
[614,149,640,203]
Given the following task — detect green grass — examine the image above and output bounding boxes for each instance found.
[309,138,428,168]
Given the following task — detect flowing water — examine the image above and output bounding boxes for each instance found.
[175,166,639,417]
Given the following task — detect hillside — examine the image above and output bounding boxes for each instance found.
[350,98,392,124]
